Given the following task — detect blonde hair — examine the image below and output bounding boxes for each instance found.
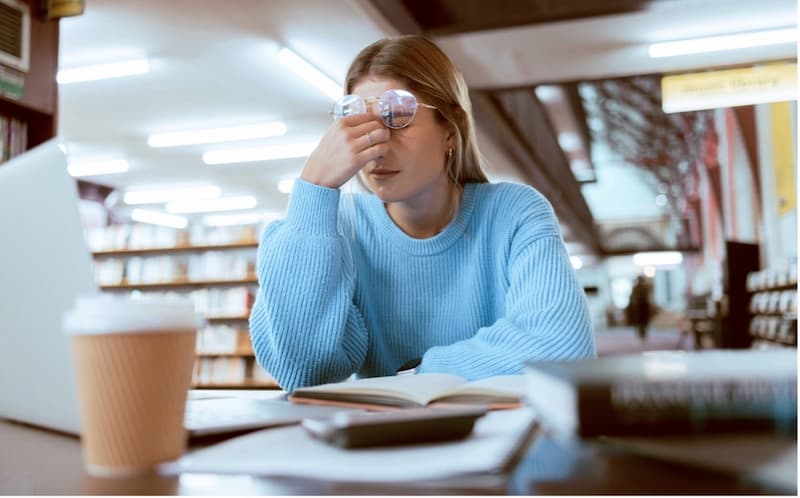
[345,35,488,186]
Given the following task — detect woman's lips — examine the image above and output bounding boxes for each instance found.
[369,169,400,179]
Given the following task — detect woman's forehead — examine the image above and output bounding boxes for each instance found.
[351,76,407,98]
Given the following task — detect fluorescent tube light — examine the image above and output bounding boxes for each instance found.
[570,159,591,171]
[278,47,342,100]
[203,141,318,165]
[165,195,257,214]
[557,132,581,152]
[131,209,187,229]
[203,211,282,227]
[649,27,797,58]
[57,58,150,84]
[67,159,129,177]
[534,85,561,103]
[147,122,287,148]
[123,186,221,205]
[632,251,683,267]
[277,179,295,194]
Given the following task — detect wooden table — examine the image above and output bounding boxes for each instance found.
[0,417,793,495]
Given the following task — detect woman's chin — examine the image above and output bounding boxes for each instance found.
[369,184,405,203]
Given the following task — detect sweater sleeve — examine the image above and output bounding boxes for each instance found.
[418,188,596,380]
[249,179,368,391]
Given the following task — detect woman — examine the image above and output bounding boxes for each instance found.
[250,35,595,390]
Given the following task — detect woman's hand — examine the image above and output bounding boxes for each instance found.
[301,113,390,189]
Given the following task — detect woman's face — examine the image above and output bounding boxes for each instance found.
[351,76,453,205]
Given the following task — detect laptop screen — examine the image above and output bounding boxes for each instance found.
[0,140,97,434]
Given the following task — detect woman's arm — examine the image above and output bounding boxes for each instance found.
[419,189,596,379]
[249,180,368,391]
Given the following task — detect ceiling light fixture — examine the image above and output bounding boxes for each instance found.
[557,132,581,152]
[131,208,188,229]
[165,195,257,214]
[632,251,683,267]
[534,85,561,103]
[123,186,222,205]
[203,211,283,227]
[147,122,287,148]
[57,58,150,84]
[67,159,129,177]
[277,47,342,101]
[648,27,797,58]
[570,158,591,171]
[202,141,318,165]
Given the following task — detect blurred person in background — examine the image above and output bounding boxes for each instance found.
[628,275,653,341]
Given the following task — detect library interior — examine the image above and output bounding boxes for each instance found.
[0,0,797,495]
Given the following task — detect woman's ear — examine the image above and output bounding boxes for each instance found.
[443,122,456,150]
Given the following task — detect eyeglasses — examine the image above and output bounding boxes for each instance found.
[330,89,437,129]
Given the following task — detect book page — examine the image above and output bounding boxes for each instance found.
[292,373,467,406]
[435,375,527,404]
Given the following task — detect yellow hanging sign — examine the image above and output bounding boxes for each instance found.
[661,63,797,113]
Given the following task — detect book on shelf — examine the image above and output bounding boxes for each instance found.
[524,349,797,438]
[289,373,526,410]
[0,115,28,163]
[87,223,260,252]
[193,356,247,384]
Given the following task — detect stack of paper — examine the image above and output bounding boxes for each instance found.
[177,408,537,482]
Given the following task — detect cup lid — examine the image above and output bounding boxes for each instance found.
[63,293,206,335]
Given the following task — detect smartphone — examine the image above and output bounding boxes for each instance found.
[301,406,488,449]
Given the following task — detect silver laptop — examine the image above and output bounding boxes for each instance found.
[0,140,350,438]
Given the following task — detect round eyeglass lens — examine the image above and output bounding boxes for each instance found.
[379,89,418,128]
[332,94,367,121]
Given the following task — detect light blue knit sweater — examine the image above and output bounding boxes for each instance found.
[249,179,596,391]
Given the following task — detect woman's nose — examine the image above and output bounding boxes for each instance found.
[365,101,382,119]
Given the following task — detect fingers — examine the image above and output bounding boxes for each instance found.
[362,128,390,150]
[355,142,389,167]
[339,114,386,138]
[334,114,390,150]
[337,112,381,127]
[352,125,390,149]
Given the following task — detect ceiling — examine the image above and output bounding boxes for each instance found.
[57,0,797,258]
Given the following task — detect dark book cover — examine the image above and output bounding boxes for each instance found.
[525,349,797,438]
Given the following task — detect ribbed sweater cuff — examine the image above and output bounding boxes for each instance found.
[285,179,340,235]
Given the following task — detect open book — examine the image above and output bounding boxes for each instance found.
[289,373,526,409]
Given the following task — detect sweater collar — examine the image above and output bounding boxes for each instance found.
[369,183,479,255]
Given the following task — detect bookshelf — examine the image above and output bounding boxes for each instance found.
[747,266,797,349]
[0,0,58,163]
[99,276,259,291]
[89,223,278,389]
[92,241,258,257]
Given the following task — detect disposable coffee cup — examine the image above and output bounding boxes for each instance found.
[63,293,204,477]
